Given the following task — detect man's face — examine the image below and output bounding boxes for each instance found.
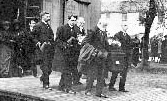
[77,18,85,28]
[102,22,107,30]
[68,16,77,27]
[43,14,50,22]
[122,24,128,32]
[79,21,85,28]
[29,20,36,28]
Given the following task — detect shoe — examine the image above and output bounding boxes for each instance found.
[43,85,52,90]
[85,91,92,96]
[95,94,108,98]
[66,89,76,94]
[81,75,87,79]
[73,82,83,86]
[104,83,108,87]
[109,87,117,91]
[40,77,43,84]
[77,82,83,85]
[119,89,129,92]
[58,87,65,92]
[33,74,37,78]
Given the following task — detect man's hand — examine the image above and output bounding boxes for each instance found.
[67,36,76,44]
[97,51,108,59]
[40,42,47,52]
[103,51,108,59]
[36,42,41,48]
[10,40,15,42]
[47,42,51,45]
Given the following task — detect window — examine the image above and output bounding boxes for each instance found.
[25,0,42,29]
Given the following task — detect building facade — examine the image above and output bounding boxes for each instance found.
[101,0,167,38]
[101,0,148,38]
[0,0,101,38]
[42,0,101,38]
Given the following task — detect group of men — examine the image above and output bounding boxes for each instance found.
[0,18,40,77]
[39,12,134,98]
[0,11,136,98]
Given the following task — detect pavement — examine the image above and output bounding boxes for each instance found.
[0,62,167,101]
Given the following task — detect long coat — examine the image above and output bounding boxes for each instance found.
[32,21,54,44]
[53,24,79,73]
[78,26,109,77]
[114,31,132,53]
[31,21,54,65]
[114,31,133,66]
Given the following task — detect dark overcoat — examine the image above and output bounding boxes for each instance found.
[31,21,54,65]
[78,26,109,77]
[32,21,54,44]
[74,25,86,36]
[114,31,133,66]
[53,24,79,73]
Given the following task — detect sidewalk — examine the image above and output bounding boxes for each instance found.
[0,63,167,101]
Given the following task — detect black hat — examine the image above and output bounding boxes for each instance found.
[68,15,78,20]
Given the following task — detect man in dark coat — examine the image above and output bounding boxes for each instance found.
[73,17,86,85]
[108,22,133,92]
[151,36,158,61]
[0,21,13,77]
[132,35,140,66]
[12,19,26,77]
[80,18,109,98]
[55,15,79,93]
[161,35,167,63]
[23,19,38,77]
[31,12,54,90]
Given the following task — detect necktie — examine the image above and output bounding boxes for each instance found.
[100,30,106,44]
[123,33,126,36]
[46,23,50,29]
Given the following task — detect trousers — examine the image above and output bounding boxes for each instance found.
[85,59,106,95]
[40,44,54,86]
[109,54,130,90]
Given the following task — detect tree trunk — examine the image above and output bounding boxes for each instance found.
[141,0,156,69]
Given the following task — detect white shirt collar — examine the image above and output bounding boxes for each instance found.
[42,20,47,25]
[68,24,73,28]
[122,30,127,33]
[97,24,105,31]
[30,27,33,32]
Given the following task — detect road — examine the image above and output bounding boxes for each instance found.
[0,62,167,101]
